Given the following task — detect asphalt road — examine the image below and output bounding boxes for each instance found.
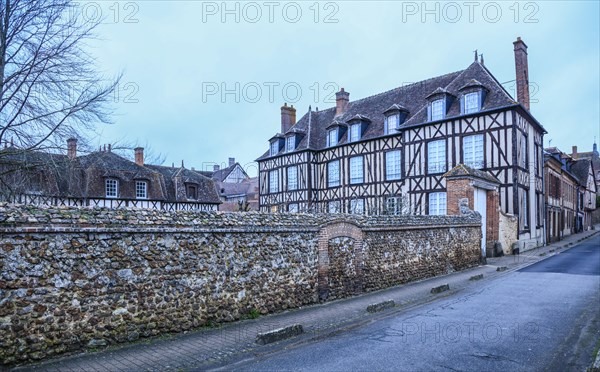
[223,235,600,372]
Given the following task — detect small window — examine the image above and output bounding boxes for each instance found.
[186,184,197,199]
[384,115,398,135]
[429,192,447,215]
[349,123,361,142]
[385,196,403,215]
[385,150,401,180]
[288,203,299,213]
[519,189,529,229]
[350,199,365,214]
[428,140,447,174]
[328,160,340,188]
[287,166,298,191]
[270,141,279,156]
[327,129,338,147]
[463,92,480,114]
[463,134,484,169]
[349,156,364,184]
[431,99,445,121]
[286,136,295,152]
[135,181,148,199]
[519,137,528,168]
[328,200,341,213]
[105,179,118,198]
[269,170,279,193]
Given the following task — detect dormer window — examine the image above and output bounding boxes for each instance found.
[270,141,278,156]
[186,184,197,199]
[105,179,118,198]
[327,128,338,147]
[431,99,445,121]
[426,88,453,122]
[285,136,295,152]
[384,115,398,135]
[383,104,409,134]
[459,79,487,115]
[463,92,480,114]
[349,123,361,142]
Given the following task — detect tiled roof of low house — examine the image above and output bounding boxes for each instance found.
[259,61,544,160]
[570,159,593,186]
[444,164,501,184]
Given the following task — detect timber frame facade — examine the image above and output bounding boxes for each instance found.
[258,39,547,246]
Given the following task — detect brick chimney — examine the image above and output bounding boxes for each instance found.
[67,138,77,160]
[335,88,350,116]
[572,146,578,159]
[134,147,144,166]
[513,37,530,111]
[229,157,235,167]
[214,164,220,171]
[281,103,296,133]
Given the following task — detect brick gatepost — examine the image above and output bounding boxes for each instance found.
[444,164,501,258]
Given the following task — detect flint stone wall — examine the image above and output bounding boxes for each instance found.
[0,204,480,364]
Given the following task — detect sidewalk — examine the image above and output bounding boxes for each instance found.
[15,228,600,372]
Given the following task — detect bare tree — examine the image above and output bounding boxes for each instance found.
[0,0,120,154]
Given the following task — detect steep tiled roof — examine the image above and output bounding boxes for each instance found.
[145,165,221,204]
[570,159,593,186]
[259,61,533,160]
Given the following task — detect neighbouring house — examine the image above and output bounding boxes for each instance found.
[201,157,259,211]
[571,143,600,195]
[543,148,580,242]
[569,155,597,231]
[257,37,546,249]
[0,139,221,211]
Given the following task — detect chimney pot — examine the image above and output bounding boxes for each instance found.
[335,88,350,116]
[228,157,235,167]
[280,103,297,133]
[134,147,144,166]
[513,37,530,111]
[572,146,578,159]
[67,138,77,160]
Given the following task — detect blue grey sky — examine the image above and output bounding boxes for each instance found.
[88,1,599,175]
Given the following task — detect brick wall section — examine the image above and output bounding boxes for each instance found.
[0,204,480,365]
[446,178,474,215]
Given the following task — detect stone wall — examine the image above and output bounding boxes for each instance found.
[0,204,480,365]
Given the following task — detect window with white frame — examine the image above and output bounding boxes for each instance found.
[328,160,340,187]
[427,140,447,174]
[135,180,147,199]
[105,179,118,198]
[384,115,399,135]
[269,170,279,193]
[463,134,484,169]
[270,141,279,156]
[349,123,361,142]
[328,200,341,213]
[431,99,445,121]
[350,199,365,214]
[385,150,401,180]
[288,203,299,213]
[287,166,298,191]
[385,196,403,215]
[520,137,527,168]
[327,129,338,147]
[349,156,364,184]
[519,189,529,229]
[428,192,447,215]
[285,136,295,152]
[463,92,480,114]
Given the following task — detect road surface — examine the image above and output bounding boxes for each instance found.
[222,235,600,372]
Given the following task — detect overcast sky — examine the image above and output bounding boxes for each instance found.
[87,1,599,175]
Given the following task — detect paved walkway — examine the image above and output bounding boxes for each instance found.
[14,228,600,372]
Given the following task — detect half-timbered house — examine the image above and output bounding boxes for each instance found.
[257,38,546,247]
